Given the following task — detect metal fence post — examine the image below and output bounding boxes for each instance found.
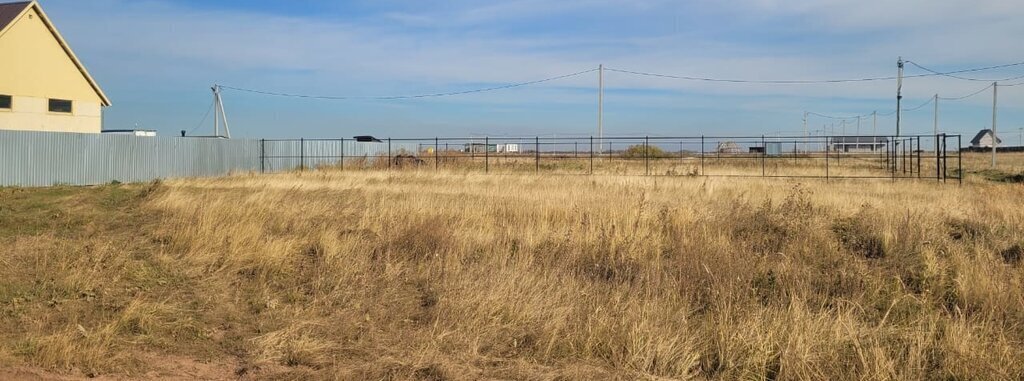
[942,134,948,183]
[589,136,594,175]
[957,135,962,185]
[644,136,650,176]
[387,138,392,170]
[300,138,304,172]
[700,135,705,176]
[259,139,265,174]
[761,135,766,177]
[435,137,439,171]
[916,137,921,178]
[825,136,829,181]
[485,136,489,173]
[892,137,897,181]
[535,136,540,172]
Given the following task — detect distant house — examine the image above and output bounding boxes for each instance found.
[717,141,742,154]
[970,129,1001,149]
[830,136,888,152]
[0,1,111,133]
[464,143,496,153]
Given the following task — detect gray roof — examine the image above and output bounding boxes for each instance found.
[831,136,888,144]
[0,2,30,31]
[970,129,1002,145]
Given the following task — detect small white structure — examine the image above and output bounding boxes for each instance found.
[498,143,519,153]
[102,129,156,137]
[830,136,888,152]
[970,129,1001,149]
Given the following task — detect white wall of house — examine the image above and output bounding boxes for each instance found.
[972,133,999,148]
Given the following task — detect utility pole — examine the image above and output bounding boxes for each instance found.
[598,64,604,154]
[933,93,939,156]
[841,119,846,135]
[872,111,877,136]
[213,87,219,137]
[211,85,231,138]
[992,82,998,168]
[896,57,904,138]
[856,115,861,135]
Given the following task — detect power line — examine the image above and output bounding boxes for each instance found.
[604,67,900,84]
[938,83,995,100]
[901,96,934,112]
[906,61,1024,82]
[220,68,599,100]
[807,111,872,120]
[812,97,934,120]
[605,60,1024,85]
[187,99,216,136]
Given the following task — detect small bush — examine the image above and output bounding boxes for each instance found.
[621,144,669,158]
[833,215,886,259]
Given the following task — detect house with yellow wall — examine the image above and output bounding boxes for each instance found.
[0,1,110,133]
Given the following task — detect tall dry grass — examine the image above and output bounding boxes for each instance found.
[1,169,1023,379]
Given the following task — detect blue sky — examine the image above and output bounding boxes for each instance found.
[37,0,1024,140]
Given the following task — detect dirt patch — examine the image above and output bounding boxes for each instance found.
[0,354,240,380]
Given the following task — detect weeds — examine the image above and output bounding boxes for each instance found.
[0,172,1023,380]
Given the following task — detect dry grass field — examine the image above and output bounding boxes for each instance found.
[0,153,1023,380]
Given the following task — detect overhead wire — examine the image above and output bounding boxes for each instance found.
[220,68,599,100]
[807,111,873,120]
[218,60,1024,102]
[901,96,935,112]
[938,83,995,100]
[905,61,1024,82]
[604,60,1024,85]
[603,67,901,84]
[811,97,934,120]
[187,99,216,136]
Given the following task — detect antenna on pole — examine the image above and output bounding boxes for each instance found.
[211,85,231,138]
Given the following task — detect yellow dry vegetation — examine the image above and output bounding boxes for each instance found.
[0,162,1022,380]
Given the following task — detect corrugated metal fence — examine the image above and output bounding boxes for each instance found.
[0,130,404,187]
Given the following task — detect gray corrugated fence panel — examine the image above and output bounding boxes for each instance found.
[0,130,260,187]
